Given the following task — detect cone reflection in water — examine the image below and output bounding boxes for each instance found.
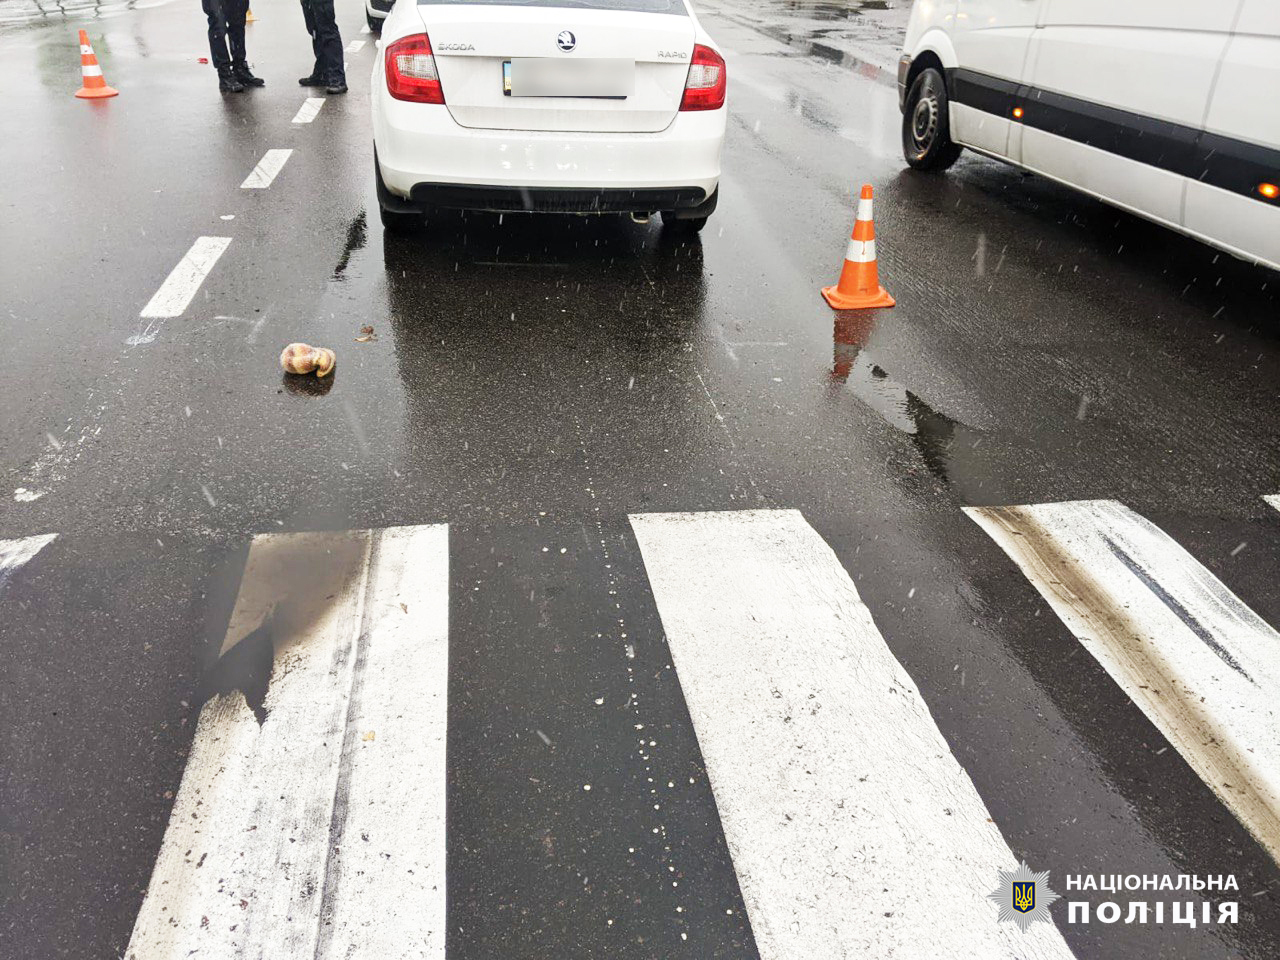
[822,184,894,310]
[75,29,119,99]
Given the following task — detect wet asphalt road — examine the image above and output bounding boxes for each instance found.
[2,1,1280,958]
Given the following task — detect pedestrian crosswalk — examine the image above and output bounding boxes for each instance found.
[2,498,1278,957]
[967,500,1280,866]
[125,527,449,959]
[631,510,1072,959]
[0,531,55,588]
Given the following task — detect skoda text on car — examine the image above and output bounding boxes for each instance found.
[371,0,727,233]
[898,0,1280,271]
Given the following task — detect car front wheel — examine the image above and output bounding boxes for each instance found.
[902,66,962,172]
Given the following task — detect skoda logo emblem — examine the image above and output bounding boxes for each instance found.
[556,30,576,52]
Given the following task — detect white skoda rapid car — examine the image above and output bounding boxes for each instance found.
[371,0,727,233]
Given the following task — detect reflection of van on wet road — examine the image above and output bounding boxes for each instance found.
[897,1,1280,271]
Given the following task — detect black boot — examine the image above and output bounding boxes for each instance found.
[218,66,245,93]
[325,75,348,95]
[232,62,265,87]
[299,73,326,86]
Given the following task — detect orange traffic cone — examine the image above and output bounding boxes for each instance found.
[246,7,257,22]
[74,30,118,99]
[821,184,894,310]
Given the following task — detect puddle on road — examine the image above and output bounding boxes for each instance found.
[332,210,368,282]
[829,314,981,485]
[778,0,892,20]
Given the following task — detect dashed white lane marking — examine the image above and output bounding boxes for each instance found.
[240,148,293,189]
[292,96,325,123]
[346,39,366,52]
[1264,494,1280,514]
[127,525,449,959]
[139,236,232,319]
[360,23,371,33]
[630,509,1075,959]
[968,499,1280,865]
[0,534,56,589]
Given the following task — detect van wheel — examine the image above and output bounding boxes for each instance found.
[366,11,382,33]
[903,67,962,172]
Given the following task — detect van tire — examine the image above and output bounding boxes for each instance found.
[903,67,962,172]
[366,11,382,33]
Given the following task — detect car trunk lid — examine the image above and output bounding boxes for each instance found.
[417,6,695,133]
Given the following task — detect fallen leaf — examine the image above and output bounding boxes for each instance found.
[362,730,376,742]
[360,325,374,335]
[400,602,409,614]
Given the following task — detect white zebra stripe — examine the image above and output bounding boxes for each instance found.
[844,237,876,263]
[126,525,449,959]
[0,534,56,590]
[967,500,1280,865]
[630,509,1076,959]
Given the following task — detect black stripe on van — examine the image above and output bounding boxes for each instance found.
[945,67,1280,207]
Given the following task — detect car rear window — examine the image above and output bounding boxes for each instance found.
[420,0,687,14]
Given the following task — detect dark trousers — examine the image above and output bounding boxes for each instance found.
[203,0,249,70]
[301,0,345,83]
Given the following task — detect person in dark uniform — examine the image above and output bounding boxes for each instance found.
[298,0,347,94]
[203,0,264,92]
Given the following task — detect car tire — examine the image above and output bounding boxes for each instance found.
[661,188,717,234]
[380,205,422,233]
[902,66,962,172]
[374,152,424,233]
[366,11,382,33]
[661,215,708,235]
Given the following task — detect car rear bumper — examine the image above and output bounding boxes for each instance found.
[373,91,726,209]
[408,184,706,213]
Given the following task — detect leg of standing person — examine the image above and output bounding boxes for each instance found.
[202,0,244,92]
[226,0,264,86]
[299,0,326,86]
[310,0,347,93]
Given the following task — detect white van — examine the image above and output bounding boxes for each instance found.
[898,1,1280,271]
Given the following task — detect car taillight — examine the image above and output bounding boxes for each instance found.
[680,44,726,111]
[385,34,444,104]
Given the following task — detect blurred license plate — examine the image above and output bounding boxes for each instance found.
[504,58,634,99]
